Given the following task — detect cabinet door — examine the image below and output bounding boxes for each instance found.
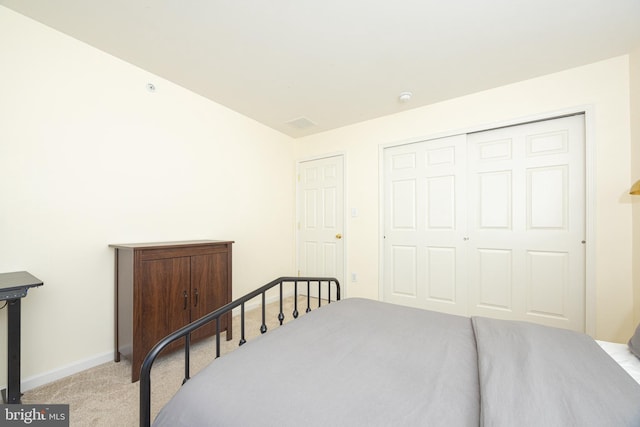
[191,252,229,340]
[140,256,191,357]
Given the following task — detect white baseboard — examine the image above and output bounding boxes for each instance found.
[7,290,323,393]
[14,351,113,393]
[6,295,286,393]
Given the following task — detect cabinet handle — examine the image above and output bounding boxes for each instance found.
[183,291,188,310]
[194,289,199,307]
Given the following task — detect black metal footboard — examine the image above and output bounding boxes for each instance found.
[140,276,340,427]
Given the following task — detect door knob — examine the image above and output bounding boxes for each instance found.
[336,233,342,239]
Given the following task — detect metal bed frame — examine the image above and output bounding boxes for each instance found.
[140,276,341,427]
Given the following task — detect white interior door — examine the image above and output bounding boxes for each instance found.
[383,135,469,316]
[466,115,585,331]
[297,155,345,298]
[382,114,586,332]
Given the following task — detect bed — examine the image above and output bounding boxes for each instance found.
[140,277,640,427]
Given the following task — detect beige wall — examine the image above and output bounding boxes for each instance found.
[0,7,296,388]
[297,55,635,343]
[631,48,640,328]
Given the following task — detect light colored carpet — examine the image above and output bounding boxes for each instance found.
[22,295,321,427]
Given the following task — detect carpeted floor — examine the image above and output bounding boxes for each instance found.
[22,295,319,427]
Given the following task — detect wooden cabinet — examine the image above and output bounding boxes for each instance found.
[110,240,233,382]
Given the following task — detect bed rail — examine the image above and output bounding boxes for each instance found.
[140,276,340,427]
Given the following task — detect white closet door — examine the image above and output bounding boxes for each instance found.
[383,134,469,315]
[382,114,586,332]
[466,115,585,331]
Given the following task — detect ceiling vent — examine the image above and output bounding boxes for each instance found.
[285,117,316,129]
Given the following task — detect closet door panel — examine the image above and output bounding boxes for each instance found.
[383,135,468,315]
[467,115,585,331]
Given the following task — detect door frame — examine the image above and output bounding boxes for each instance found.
[378,106,596,336]
[296,152,347,297]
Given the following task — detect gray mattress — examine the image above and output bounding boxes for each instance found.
[153,298,640,426]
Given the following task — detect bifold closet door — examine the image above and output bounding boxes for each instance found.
[383,114,585,332]
[466,115,585,331]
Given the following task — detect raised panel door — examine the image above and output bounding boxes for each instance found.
[467,115,585,331]
[383,135,468,315]
[297,155,344,296]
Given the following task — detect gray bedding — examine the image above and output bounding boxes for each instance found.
[153,298,640,426]
[473,316,640,426]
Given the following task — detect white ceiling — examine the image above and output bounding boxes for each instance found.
[3,0,640,138]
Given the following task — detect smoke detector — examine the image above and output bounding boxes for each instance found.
[398,91,413,103]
